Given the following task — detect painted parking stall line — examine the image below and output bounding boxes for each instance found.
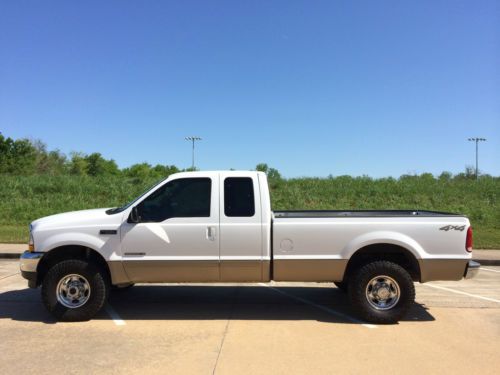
[258,283,377,329]
[424,283,500,304]
[105,304,126,326]
[0,272,20,281]
[480,267,500,274]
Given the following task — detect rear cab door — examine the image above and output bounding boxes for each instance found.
[219,172,264,281]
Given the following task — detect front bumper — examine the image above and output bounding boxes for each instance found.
[20,251,44,288]
[464,260,480,279]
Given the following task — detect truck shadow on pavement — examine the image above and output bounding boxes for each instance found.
[0,285,435,324]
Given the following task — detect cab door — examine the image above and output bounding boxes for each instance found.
[120,174,220,282]
[219,173,263,281]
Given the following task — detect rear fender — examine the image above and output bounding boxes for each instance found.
[341,231,425,260]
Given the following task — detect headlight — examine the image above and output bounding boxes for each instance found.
[28,225,34,252]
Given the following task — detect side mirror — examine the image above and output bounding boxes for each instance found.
[128,206,140,223]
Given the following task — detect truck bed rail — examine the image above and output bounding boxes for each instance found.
[273,210,463,218]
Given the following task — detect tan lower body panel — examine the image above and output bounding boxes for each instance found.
[273,259,347,282]
[110,258,469,284]
[120,261,220,283]
[110,260,271,283]
[108,261,131,285]
[262,260,271,282]
[220,260,270,282]
[419,259,468,282]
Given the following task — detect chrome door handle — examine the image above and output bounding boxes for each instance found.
[206,226,215,241]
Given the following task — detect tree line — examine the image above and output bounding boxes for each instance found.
[0,133,490,181]
[0,133,180,179]
[0,133,285,180]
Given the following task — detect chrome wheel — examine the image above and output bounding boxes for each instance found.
[56,274,91,308]
[365,275,400,310]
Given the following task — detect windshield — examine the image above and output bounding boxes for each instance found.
[105,178,167,215]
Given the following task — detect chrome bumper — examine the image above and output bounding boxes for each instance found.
[464,260,480,279]
[20,251,44,288]
[19,251,44,273]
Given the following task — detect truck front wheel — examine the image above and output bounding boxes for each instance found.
[348,260,415,324]
[41,259,109,322]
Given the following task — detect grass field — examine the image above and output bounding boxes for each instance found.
[1,174,499,248]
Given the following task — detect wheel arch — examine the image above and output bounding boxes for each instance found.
[36,245,111,287]
[343,243,421,282]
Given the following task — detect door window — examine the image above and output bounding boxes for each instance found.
[137,178,211,222]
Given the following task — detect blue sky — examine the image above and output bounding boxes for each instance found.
[1,1,498,177]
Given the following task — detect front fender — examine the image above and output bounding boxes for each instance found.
[38,232,105,254]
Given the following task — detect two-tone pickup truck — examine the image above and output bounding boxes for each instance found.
[20,171,479,323]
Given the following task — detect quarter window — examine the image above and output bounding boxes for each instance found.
[224,177,255,217]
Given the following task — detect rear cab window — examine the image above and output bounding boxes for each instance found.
[224,177,255,217]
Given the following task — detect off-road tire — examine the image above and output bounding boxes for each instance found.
[334,281,348,292]
[41,259,109,322]
[112,283,135,291]
[348,260,415,324]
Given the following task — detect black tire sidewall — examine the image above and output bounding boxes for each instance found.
[112,283,135,291]
[349,261,415,324]
[334,281,348,292]
[42,259,108,321]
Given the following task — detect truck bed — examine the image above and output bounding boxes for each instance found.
[271,208,470,283]
[273,210,463,218]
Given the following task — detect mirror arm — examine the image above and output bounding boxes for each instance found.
[128,206,140,223]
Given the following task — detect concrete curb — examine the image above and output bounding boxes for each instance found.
[475,259,500,266]
[0,253,23,259]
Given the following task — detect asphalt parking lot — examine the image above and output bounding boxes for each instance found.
[1,259,499,375]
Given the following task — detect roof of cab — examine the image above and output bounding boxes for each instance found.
[168,170,265,178]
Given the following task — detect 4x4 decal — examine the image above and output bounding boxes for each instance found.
[439,225,466,232]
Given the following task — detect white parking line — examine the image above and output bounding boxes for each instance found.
[0,272,20,281]
[480,267,500,273]
[424,283,500,304]
[258,283,377,328]
[105,304,126,326]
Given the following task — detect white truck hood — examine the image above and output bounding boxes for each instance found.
[31,208,123,231]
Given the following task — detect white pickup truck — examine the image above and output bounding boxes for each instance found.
[20,171,479,323]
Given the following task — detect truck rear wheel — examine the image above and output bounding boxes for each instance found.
[41,259,109,322]
[348,260,415,324]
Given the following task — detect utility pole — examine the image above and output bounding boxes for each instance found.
[185,136,202,169]
[467,138,486,180]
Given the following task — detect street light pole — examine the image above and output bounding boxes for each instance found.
[185,136,202,169]
[467,138,486,180]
